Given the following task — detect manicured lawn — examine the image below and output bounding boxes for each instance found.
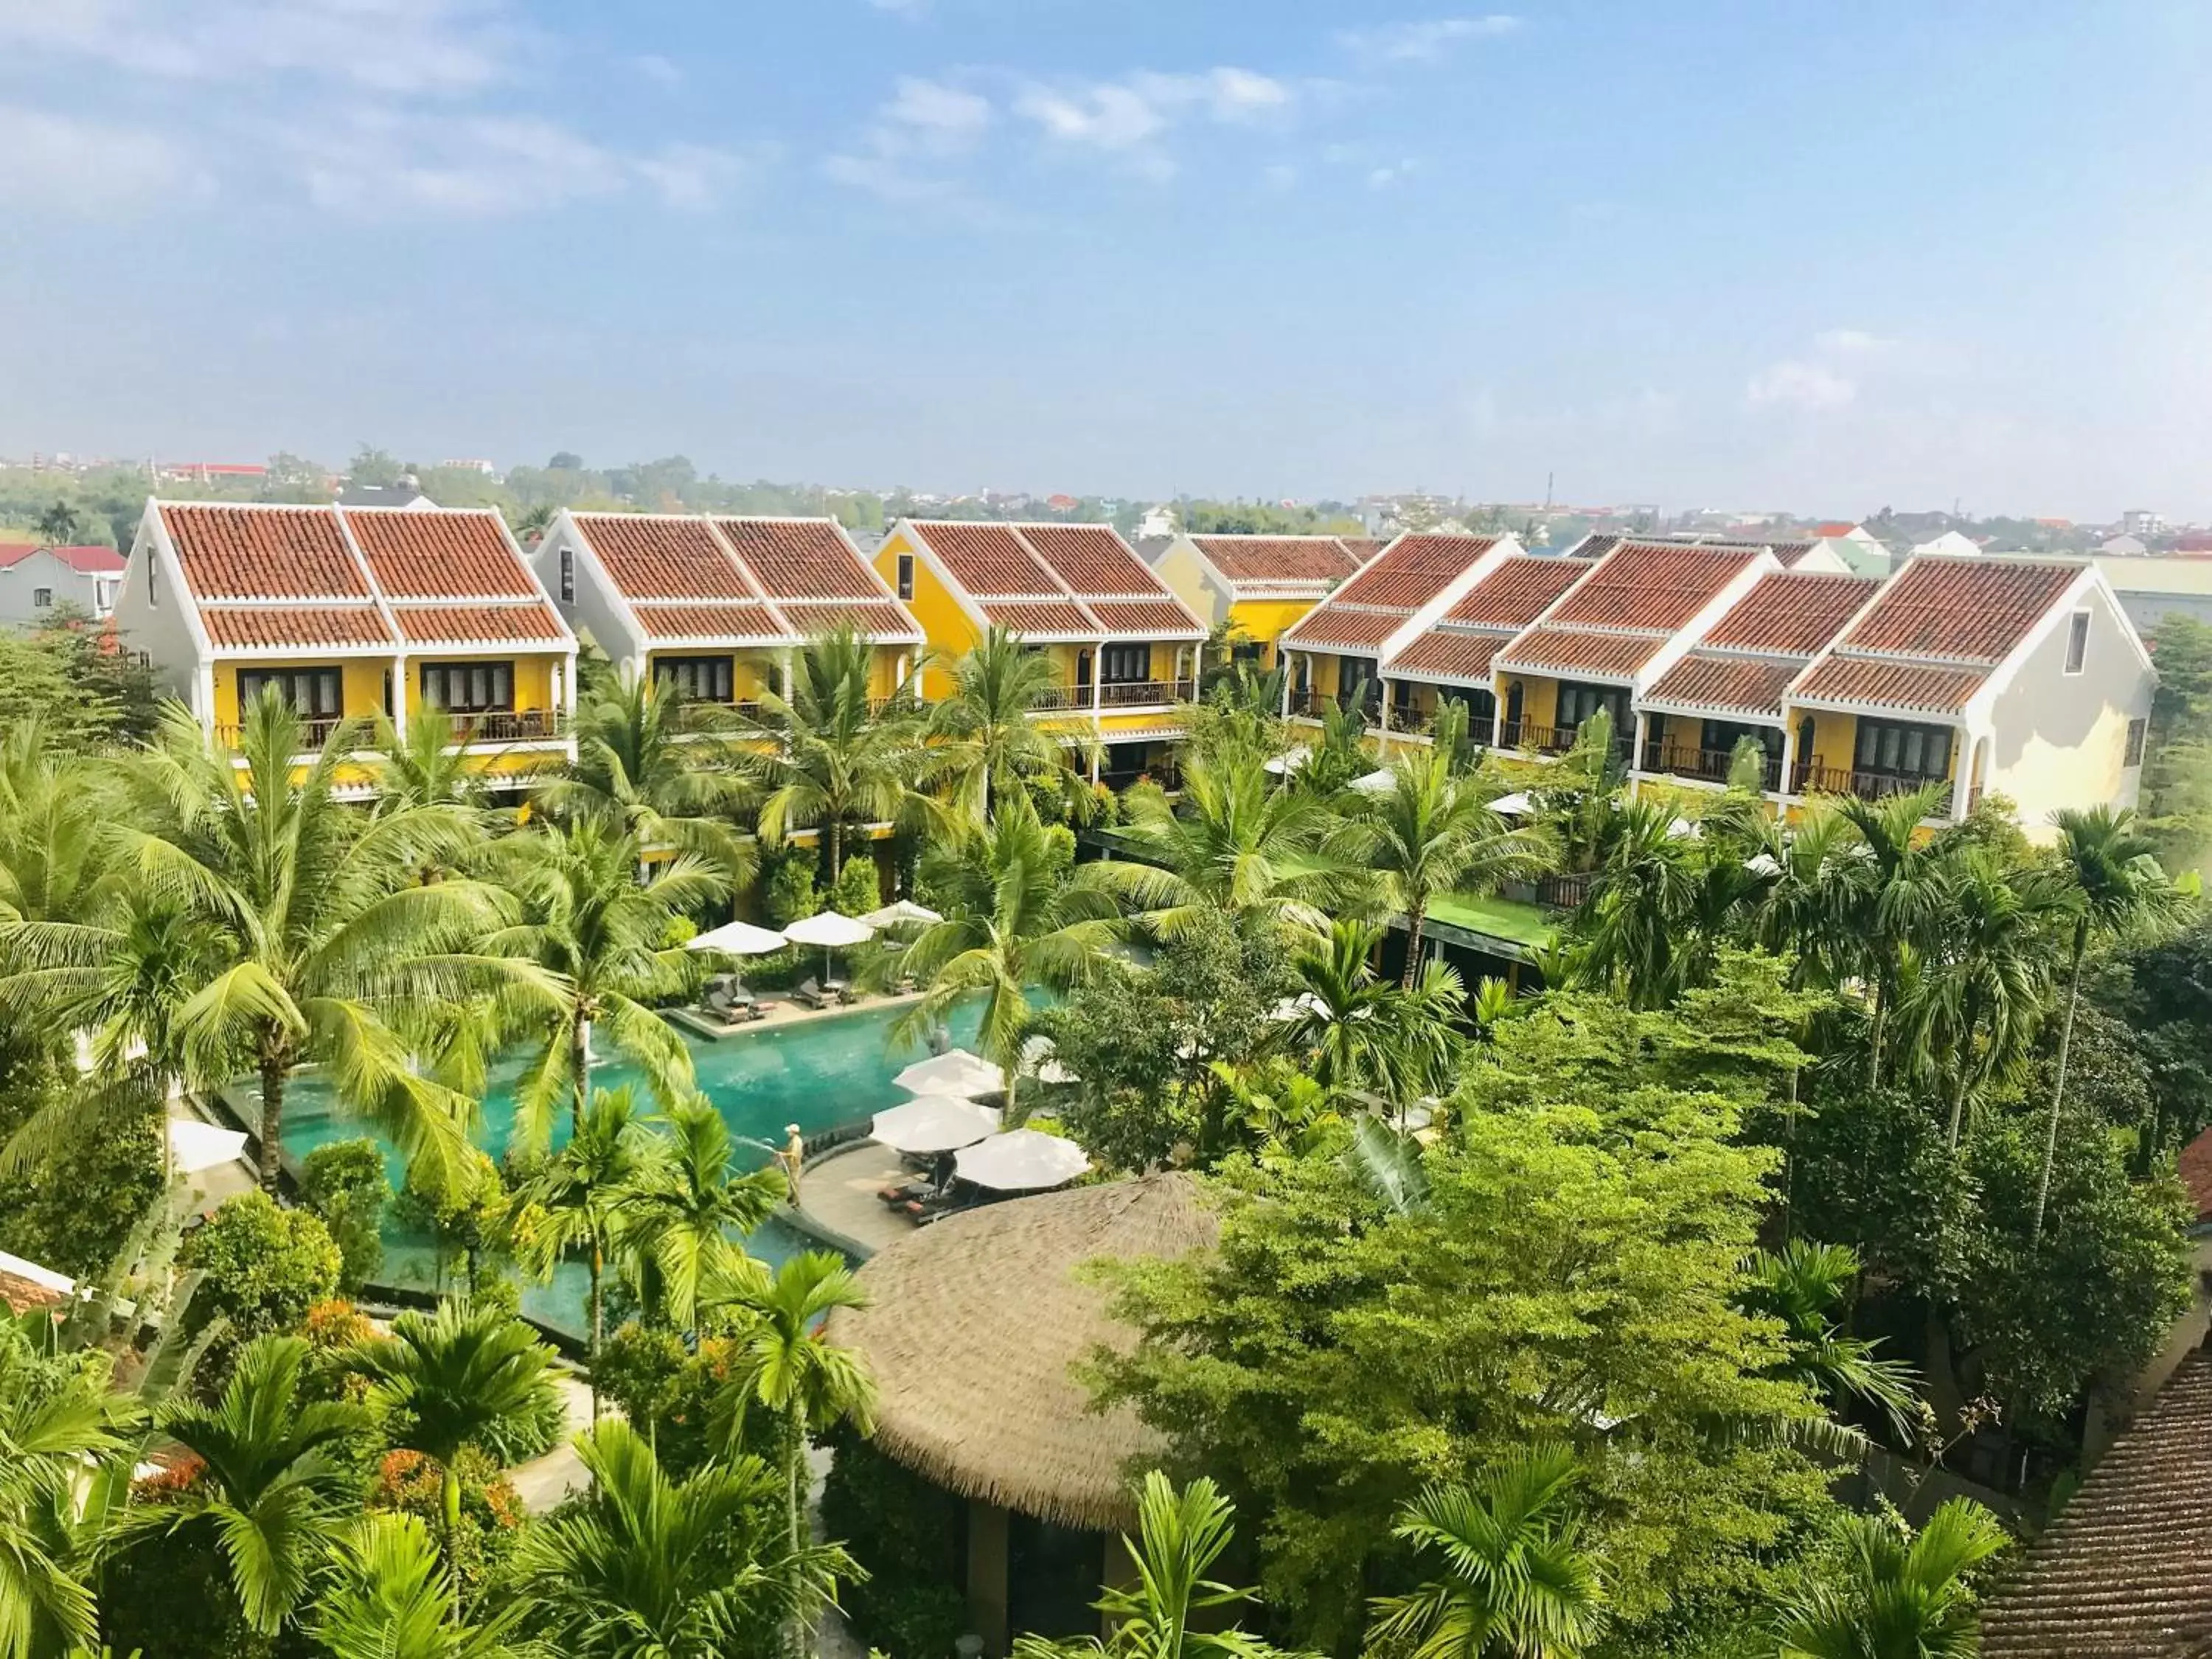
[1425,891,1558,952]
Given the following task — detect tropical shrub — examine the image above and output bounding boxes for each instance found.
[0,1052,164,1278]
[762,848,819,926]
[301,1138,392,1294]
[177,1192,342,1369]
[819,1428,967,1659]
[830,848,882,914]
[368,1444,527,1607]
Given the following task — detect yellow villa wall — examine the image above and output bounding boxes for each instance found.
[215,657,390,731]
[874,528,979,698]
[641,648,781,702]
[1228,599,1320,662]
[1497,672,1560,738]
[1792,709,1857,779]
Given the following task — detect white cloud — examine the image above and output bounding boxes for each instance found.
[0,103,204,207]
[630,52,681,86]
[1367,158,1418,189]
[826,75,992,200]
[1814,327,1893,356]
[1746,358,1859,411]
[0,0,524,95]
[1012,66,1295,179]
[883,76,992,150]
[634,142,764,212]
[1338,15,1520,65]
[1015,83,1167,152]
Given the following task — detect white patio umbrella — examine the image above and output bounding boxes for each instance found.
[871,1093,1002,1155]
[782,909,877,981]
[1021,1034,1078,1085]
[894,1048,1004,1099]
[168,1118,249,1176]
[1349,768,1396,796]
[860,898,942,931]
[686,919,788,956]
[1487,790,1534,818]
[954,1127,1090,1192]
[1262,748,1312,776]
[1268,991,1329,1023]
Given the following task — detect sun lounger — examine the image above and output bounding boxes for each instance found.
[793,978,832,1011]
[703,984,766,1026]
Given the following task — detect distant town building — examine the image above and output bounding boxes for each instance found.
[0,543,126,625]
[1911,529,1983,559]
[338,481,435,510]
[155,462,268,483]
[1135,503,1179,540]
[439,458,498,476]
[2124,509,2168,538]
[2099,534,2151,557]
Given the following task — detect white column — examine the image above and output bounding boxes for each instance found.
[779,651,794,700]
[390,654,408,738]
[1632,710,1649,773]
[1281,658,1295,718]
[1778,719,1800,799]
[1377,680,1392,745]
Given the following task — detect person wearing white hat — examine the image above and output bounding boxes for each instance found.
[781,1124,805,1206]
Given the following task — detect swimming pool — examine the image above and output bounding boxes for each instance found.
[237,997,1003,1337]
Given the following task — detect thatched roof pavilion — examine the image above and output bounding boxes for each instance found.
[828,1173,1217,1533]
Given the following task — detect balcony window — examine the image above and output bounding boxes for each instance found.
[239,666,343,720]
[654,654,736,703]
[897,552,914,601]
[1854,717,1952,784]
[420,661,515,714]
[558,546,574,603]
[1556,681,1629,737]
[1101,643,1151,684]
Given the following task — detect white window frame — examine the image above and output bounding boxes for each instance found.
[2063,608,2090,675]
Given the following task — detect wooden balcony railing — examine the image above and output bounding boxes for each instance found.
[1098,678,1197,709]
[215,715,348,751]
[1790,760,1954,813]
[1287,688,1380,723]
[1030,684,1089,713]
[1500,720,1586,757]
[1643,742,1782,791]
[1537,872,1593,910]
[448,709,566,742]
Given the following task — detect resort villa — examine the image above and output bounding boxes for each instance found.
[1278,530,2155,835]
[110,500,579,797]
[532,511,926,712]
[1144,530,1384,670]
[0,540,127,625]
[872,518,1206,786]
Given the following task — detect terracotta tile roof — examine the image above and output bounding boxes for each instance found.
[1644,653,1798,717]
[200,605,394,650]
[633,601,786,642]
[1703,571,1881,655]
[1287,607,1410,651]
[1330,534,1499,611]
[1020,525,1169,598]
[913,522,1058,596]
[574,514,755,602]
[1840,558,2081,662]
[2174,1126,2212,1225]
[712,518,883,601]
[1982,1345,2212,1658]
[162,504,372,599]
[1546,543,1763,631]
[1565,533,1623,561]
[978,599,1096,636]
[389,602,567,644]
[1495,625,1660,680]
[0,1267,66,1316]
[344,507,538,597]
[777,598,922,641]
[1338,538,1388,565]
[1192,535,1360,585]
[1391,630,1508,683]
[1088,599,1203,638]
[1447,556,1593,627]
[1791,655,1986,714]
[1761,540,1816,566]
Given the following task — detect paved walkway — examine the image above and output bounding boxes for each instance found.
[793,1141,922,1255]
[667,985,927,1042]
[508,1374,597,1514]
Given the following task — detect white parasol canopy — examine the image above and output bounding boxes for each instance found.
[169,1118,249,1176]
[1487,790,1534,818]
[871,1093,1002,1155]
[1021,1034,1078,1085]
[954,1127,1091,1192]
[687,919,788,956]
[783,910,877,948]
[1267,991,1330,1023]
[860,899,942,930]
[894,1048,1004,1099]
[1349,768,1396,796]
[1262,748,1312,776]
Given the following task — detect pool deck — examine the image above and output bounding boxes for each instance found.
[789,1139,921,1256]
[664,985,928,1042]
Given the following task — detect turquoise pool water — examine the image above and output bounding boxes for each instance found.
[238,998,1001,1337]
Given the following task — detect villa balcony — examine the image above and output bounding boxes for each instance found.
[1098,677,1197,709]
[447,709,568,743]
[1287,688,1380,724]
[1030,684,1090,713]
[1500,720,1578,756]
[1642,742,1782,792]
[1790,760,1954,813]
[215,714,349,752]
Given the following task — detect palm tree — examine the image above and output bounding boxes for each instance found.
[891,799,1141,1114]
[536,669,756,872]
[488,815,726,1150]
[1742,1241,1922,1443]
[1367,1444,1607,1659]
[313,1513,524,1659]
[717,1251,876,1658]
[1121,752,1346,938]
[1569,799,1702,1010]
[1774,1498,2007,1659]
[1283,918,1466,1105]
[344,1300,560,1569]
[0,1323,137,1659]
[922,626,1097,824]
[515,1084,661,1411]
[0,715,119,928]
[100,693,535,1192]
[2031,805,2186,1243]
[1337,748,1551,987]
[1011,1472,1290,1659]
[753,627,926,882]
[374,708,490,813]
[1833,785,1959,1087]
[509,1417,815,1659]
[32,500,82,546]
[151,1333,371,1647]
[622,1101,783,1338]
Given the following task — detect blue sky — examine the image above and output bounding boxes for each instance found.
[3,1,2210,518]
